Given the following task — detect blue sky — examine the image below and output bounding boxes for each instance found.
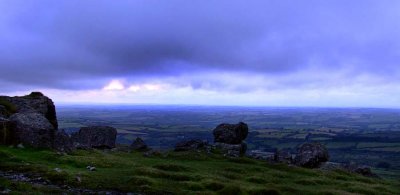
[1,0,400,107]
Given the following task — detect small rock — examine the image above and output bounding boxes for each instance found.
[76,176,81,183]
[274,149,293,164]
[17,143,24,149]
[143,150,162,157]
[130,137,148,151]
[215,142,247,157]
[54,168,62,173]
[1,189,11,194]
[174,139,208,151]
[61,185,70,189]
[344,163,378,177]
[353,166,373,176]
[86,166,96,171]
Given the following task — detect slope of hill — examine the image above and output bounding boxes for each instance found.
[0,146,399,194]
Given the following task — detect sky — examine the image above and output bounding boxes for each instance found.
[1,0,400,107]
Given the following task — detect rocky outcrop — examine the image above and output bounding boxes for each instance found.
[9,112,55,148]
[213,122,248,157]
[130,137,148,151]
[294,143,329,168]
[174,139,208,151]
[72,126,117,149]
[213,122,248,144]
[2,92,58,129]
[0,92,123,152]
[0,92,62,149]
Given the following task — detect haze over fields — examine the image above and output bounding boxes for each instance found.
[1,0,400,107]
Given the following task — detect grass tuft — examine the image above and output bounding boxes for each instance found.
[248,188,281,195]
[203,181,225,191]
[152,163,190,172]
[218,185,242,195]
[246,176,267,184]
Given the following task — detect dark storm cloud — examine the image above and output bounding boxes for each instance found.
[1,0,400,91]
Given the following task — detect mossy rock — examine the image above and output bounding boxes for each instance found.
[0,97,17,116]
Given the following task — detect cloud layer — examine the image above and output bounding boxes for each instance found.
[1,0,400,106]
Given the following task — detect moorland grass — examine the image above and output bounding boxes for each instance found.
[0,146,399,194]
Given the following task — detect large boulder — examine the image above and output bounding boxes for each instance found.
[0,92,76,152]
[215,142,247,157]
[130,137,148,151]
[54,129,74,153]
[72,126,117,149]
[175,139,208,151]
[0,117,16,145]
[9,112,55,148]
[294,143,329,168]
[4,92,58,129]
[213,122,248,144]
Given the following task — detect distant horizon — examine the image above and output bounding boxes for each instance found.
[55,101,400,110]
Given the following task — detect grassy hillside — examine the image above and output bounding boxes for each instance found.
[0,146,399,195]
[57,106,400,178]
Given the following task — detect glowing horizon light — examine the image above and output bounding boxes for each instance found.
[103,80,125,90]
[143,84,161,91]
[128,85,141,92]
